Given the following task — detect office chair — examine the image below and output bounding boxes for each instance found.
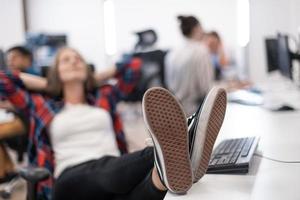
[0,111,29,199]
[123,50,168,102]
[134,29,158,52]
[0,167,50,200]
[123,29,168,102]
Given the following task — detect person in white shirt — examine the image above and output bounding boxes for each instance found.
[165,15,214,116]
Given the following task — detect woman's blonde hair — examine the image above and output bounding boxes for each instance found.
[46,47,96,97]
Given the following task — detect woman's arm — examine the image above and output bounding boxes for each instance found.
[19,73,47,91]
[94,66,117,85]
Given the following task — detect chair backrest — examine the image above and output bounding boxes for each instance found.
[4,110,29,162]
[134,29,158,52]
[123,50,168,102]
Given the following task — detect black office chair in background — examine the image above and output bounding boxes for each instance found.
[123,29,168,102]
[0,111,50,200]
[134,29,158,52]
[0,167,50,200]
[0,110,30,199]
[123,50,168,102]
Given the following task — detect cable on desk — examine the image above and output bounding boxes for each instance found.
[254,153,300,164]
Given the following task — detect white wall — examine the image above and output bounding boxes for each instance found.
[26,0,106,69]
[25,0,241,71]
[0,0,25,50]
[249,0,300,82]
[114,0,239,53]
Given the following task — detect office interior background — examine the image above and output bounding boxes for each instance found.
[1,0,300,82]
[1,0,300,200]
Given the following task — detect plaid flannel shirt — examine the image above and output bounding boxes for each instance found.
[0,55,141,200]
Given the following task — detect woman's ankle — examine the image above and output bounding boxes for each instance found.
[151,166,167,191]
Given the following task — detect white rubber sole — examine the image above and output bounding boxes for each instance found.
[191,87,227,182]
[142,87,193,194]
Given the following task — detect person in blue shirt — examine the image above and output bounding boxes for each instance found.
[6,46,40,75]
[204,31,230,80]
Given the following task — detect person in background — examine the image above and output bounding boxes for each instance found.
[5,46,40,75]
[1,45,44,109]
[0,46,38,183]
[165,15,214,116]
[204,31,230,80]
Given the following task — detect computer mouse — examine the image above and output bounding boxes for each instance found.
[276,104,295,111]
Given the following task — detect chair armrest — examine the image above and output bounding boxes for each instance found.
[19,167,50,183]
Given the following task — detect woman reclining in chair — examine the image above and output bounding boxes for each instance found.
[0,47,226,200]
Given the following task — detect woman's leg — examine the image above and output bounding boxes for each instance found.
[53,147,155,200]
[114,87,197,200]
[113,167,167,200]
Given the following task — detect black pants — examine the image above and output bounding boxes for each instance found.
[53,147,167,200]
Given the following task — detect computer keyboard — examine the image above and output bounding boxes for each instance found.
[207,137,259,174]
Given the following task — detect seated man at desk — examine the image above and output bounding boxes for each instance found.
[0,46,38,183]
[204,31,230,80]
[6,46,39,75]
[0,111,25,183]
[0,46,41,112]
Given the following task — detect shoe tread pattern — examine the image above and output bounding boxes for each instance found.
[143,88,192,193]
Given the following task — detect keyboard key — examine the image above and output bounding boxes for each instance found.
[217,158,227,165]
[210,158,219,166]
[223,139,234,154]
[223,156,232,164]
[241,137,255,157]
[228,139,239,153]
[236,138,246,152]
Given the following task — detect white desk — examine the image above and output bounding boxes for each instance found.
[165,103,300,200]
[0,109,15,124]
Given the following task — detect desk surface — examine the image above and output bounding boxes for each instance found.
[0,109,15,124]
[165,103,300,200]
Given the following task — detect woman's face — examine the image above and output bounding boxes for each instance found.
[57,49,88,84]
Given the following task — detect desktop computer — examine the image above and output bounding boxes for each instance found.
[265,34,300,79]
[26,33,67,67]
[265,38,279,72]
[277,34,292,78]
[0,49,6,70]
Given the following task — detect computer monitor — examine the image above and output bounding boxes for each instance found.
[277,34,292,78]
[0,49,6,70]
[265,38,279,72]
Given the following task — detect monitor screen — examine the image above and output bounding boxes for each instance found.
[265,38,279,72]
[277,34,292,78]
[26,33,67,67]
[0,49,6,70]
